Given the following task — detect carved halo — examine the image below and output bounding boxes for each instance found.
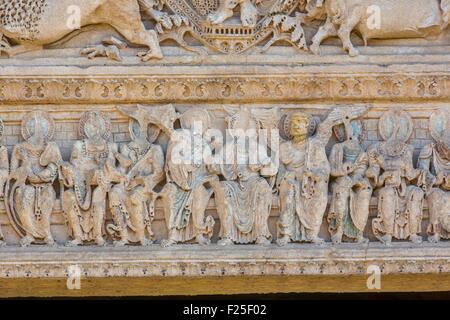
[378,110,413,142]
[429,110,449,142]
[78,111,111,140]
[21,110,55,142]
[279,113,318,141]
[333,120,364,143]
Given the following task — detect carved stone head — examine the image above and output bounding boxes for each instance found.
[180,109,210,134]
[21,110,55,146]
[289,112,315,141]
[79,111,111,141]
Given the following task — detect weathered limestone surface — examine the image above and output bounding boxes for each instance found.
[1,0,450,296]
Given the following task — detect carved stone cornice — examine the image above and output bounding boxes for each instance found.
[1,243,449,279]
[0,63,449,104]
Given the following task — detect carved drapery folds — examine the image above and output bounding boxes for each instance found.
[0,107,448,247]
[5,111,61,247]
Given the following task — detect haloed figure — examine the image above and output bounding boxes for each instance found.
[276,107,367,246]
[328,119,372,244]
[108,106,165,246]
[61,111,122,246]
[418,111,450,243]
[7,111,61,247]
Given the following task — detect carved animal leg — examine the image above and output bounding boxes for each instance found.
[3,44,42,57]
[98,1,163,61]
[310,18,337,55]
[336,11,362,57]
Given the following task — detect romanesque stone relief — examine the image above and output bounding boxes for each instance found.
[209,107,279,246]
[419,111,450,243]
[1,106,450,247]
[369,110,426,245]
[5,111,61,247]
[60,111,122,246]
[276,106,367,246]
[2,0,450,59]
[0,0,180,61]
[327,119,372,244]
[159,108,216,247]
[107,106,166,246]
[308,0,450,56]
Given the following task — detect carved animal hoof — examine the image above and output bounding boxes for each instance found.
[161,239,176,248]
[276,236,290,247]
[410,234,423,244]
[428,234,440,244]
[217,238,234,246]
[137,50,163,62]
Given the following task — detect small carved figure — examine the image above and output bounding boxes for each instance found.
[6,111,61,247]
[0,119,8,246]
[61,111,122,246]
[327,118,372,244]
[160,108,216,247]
[369,110,425,245]
[418,111,450,243]
[209,107,279,246]
[107,106,166,246]
[276,106,367,246]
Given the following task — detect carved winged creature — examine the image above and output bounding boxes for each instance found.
[0,0,167,61]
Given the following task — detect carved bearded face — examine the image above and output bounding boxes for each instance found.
[290,113,310,139]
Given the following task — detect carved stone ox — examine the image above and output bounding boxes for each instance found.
[309,0,450,56]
